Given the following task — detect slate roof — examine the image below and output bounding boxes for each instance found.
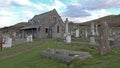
[22,9,54,29]
[32,10,52,24]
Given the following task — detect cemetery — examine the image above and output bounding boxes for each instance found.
[0,9,120,68]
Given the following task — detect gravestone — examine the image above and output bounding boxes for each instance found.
[90,23,96,44]
[65,18,71,43]
[99,22,110,55]
[75,29,79,38]
[90,23,95,36]
[95,24,99,36]
[70,30,74,37]
[90,37,96,44]
[85,30,88,38]
[65,18,69,34]
[2,36,12,48]
[41,48,92,64]
[27,34,33,42]
[66,34,71,43]
[110,36,120,48]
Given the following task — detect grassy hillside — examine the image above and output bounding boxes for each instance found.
[0,39,120,68]
[0,22,27,33]
[81,15,120,27]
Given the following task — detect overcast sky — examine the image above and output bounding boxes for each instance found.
[0,0,120,27]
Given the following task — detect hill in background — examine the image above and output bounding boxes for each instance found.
[0,22,27,33]
[81,15,120,27]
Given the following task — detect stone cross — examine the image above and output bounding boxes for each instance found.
[65,18,69,35]
[99,21,110,55]
[90,23,95,36]
[90,23,96,44]
[65,18,71,43]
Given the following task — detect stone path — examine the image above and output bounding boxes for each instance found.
[0,39,46,59]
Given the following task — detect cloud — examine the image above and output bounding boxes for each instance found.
[0,0,67,28]
[0,0,32,7]
[62,5,91,17]
[81,0,120,10]
[0,11,14,27]
[82,9,112,22]
[62,9,112,23]
[49,0,66,11]
[0,0,120,28]
[12,0,32,6]
[61,0,120,22]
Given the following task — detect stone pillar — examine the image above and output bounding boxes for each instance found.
[65,18,69,34]
[90,23,95,36]
[95,24,99,36]
[85,30,88,38]
[99,21,110,55]
[65,18,71,43]
[90,23,96,44]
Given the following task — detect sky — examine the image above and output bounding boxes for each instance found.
[0,0,120,28]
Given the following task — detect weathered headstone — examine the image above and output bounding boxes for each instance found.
[75,29,79,38]
[90,37,96,44]
[99,22,110,55]
[66,34,71,43]
[27,34,33,42]
[2,36,12,48]
[41,48,92,64]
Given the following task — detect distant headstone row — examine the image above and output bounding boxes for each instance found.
[1,34,33,48]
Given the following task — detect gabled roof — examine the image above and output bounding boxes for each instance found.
[31,10,53,24]
[22,9,61,29]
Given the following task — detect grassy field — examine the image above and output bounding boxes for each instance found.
[0,39,120,68]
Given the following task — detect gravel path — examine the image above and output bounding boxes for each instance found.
[0,39,46,59]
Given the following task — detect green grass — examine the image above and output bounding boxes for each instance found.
[0,39,120,68]
[0,39,40,54]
